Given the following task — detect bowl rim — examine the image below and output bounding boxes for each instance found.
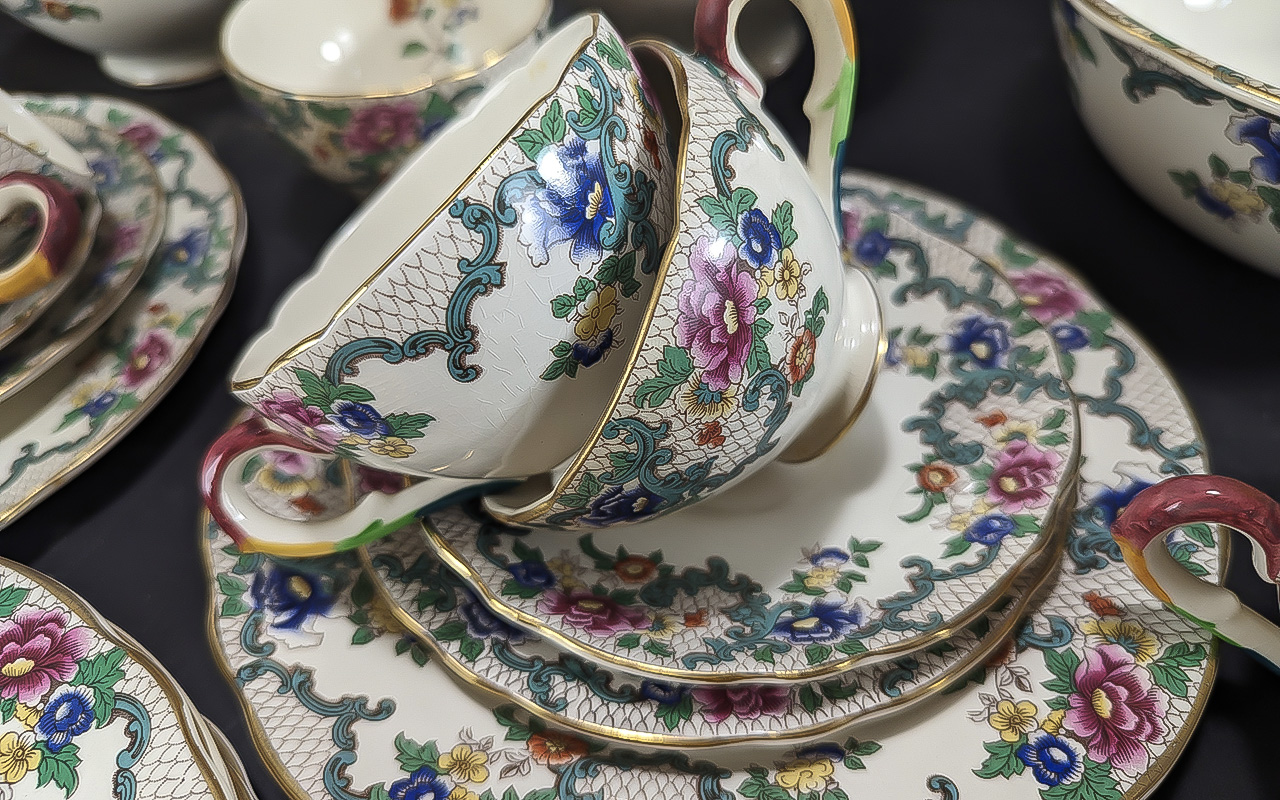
[1067,0,1280,112]
[219,0,552,101]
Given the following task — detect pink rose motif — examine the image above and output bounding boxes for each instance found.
[342,103,420,155]
[691,685,789,723]
[257,391,343,448]
[536,591,647,637]
[1063,643,1168,774]
[0,607,90,704]
[108,222,142,263]
[676,236,758,391]
[262,449,320,478]
[1008,270,1084,324]
[120,328,174,388]
[987,439,1062,512]
[120,122,162,158]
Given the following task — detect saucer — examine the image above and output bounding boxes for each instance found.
[0,94,244,530]
[0,557,237,799]
[0,110,166,400]
[358,517,1061,747]
[205,170,1221,800]
[414,214,1080,683]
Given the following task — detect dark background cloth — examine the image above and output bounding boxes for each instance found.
[0,2,1276,798]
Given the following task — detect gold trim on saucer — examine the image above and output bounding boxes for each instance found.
[0,557,234,800]
[357,519,1066,749]
[0,94,247,532]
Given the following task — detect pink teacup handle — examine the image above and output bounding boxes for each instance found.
[200,415,518,556]
[0,172,82,303]
[1111,474,1280,668]
[695,0,857,223]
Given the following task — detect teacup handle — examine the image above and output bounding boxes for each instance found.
[1111,474,1280,669]
[200,415,519,556]
[0,172,82,303]
[695,0,857,224]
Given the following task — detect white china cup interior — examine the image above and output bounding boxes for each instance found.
[221,0,550,96]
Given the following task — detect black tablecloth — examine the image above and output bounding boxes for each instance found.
[0,3,1276,798]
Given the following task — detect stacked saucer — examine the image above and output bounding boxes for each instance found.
[0,556,260,799]
[0,92,244,530]
[202,170,1223,800]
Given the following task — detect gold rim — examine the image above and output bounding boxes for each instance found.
[358,522,1065,748]
[230,15,597,391]
[1069,0,1280,110]
[0,557,234,800]
[0,114,168,400]
[220,0,552,102]
[0,93,247,532]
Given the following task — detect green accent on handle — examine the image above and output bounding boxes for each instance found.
[335,512,419,552]
[1171,604,1244,649]
[823,57,858,156]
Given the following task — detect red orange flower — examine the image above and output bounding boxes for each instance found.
[527,732,589,766]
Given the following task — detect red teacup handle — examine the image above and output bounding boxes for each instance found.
[0,171,82,303]
[1111,474,1280,668]
[695,0,857,225]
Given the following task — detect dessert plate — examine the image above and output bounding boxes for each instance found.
[0,556,236,799]
[413,216,1080,683]
[360,518,1062,747]
[205,171,1222,800]
[0,110,166,400]
[0,95,244,530]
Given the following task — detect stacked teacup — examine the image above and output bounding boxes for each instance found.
[202,0,1066,756]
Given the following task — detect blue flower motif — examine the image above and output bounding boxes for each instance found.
[251,566,336,631]
[854,230,892,266]
[572,327,615,368]
[459,589,527,643]
[160,228,210,276]
[1193,186,1235,220]
[964,513,1017,546]
[1050,323,1089,352]
[638,680,688,706]
[389,765,452,800]
[770,600,870,644]
[795,743,847,762]
[581,485,665,526]
[1017,732,1084,787]
[35,685,95,753]
[79,390,118,418]
[1226,115,1280,184]
[89,156,120,188]
[327,400,391,438]
[1092,478,1153,526]
[883,334,903,367]
[518,134,615,267]
[737,208,781,268]
[948,316,1010,368]
[507,560,555,590]
[808,548,849,567]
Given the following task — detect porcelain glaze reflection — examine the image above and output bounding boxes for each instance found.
[203,170,1223,800]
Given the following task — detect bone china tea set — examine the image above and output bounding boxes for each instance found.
[1,0,1280,799]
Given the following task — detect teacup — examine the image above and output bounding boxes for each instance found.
[1111,474,1280,669]
[0,0,233,87]
[203,13,676,555]
[221,0,551,194]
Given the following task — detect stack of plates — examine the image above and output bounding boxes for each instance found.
[0,93,244,530]
[0,556,259,798]
[202,172,1223,800]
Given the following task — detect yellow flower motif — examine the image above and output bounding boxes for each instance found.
[772,249,804,300]
[0,731,40,784]
[438,744,489,784]
[988,700,1038,742]
[677,378,737,421]
[1208,179,1267,216]
[448,787,481,800]
[996,420,1040,443]
[254,468,311,498]
[803,566,839,591]
[774,757,835,793]
[575,285,618,340]
[154,311,183,330]
[369,437,416,458]
[1081,618,1159,663]
[70,379,116,411]
[756,266,774,299]
[341,434,369,446]
[903,345,932,369]
[11,704,38,731]
[1041,708,1066,735]
[546,553,585,591]
[646,611,681,640]
[947,499,995,532]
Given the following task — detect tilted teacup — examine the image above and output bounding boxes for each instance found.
[221,0,551,194]
[486,0,883,530]
[203,13,676,554]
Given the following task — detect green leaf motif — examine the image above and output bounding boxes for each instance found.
[35,741,79,796]
[432,620,467,642]
[550,294,577,318]
[805,644,833,665]
[999,237,1039,267]
[386,412,435,439]
[459,636,484,662]
[0,586,30,618]
[617,633,642,650]
[216,574,248,598]
[494,705,534,741]
[402,41,429,57]
[575,86,600,126]
[804,287,830,338]
[1180,523,1216,548]
[1208,153,1229,179]
[541,99,566,143]
[654,693,693,730]
[1041,757,1121,800]
[595,36,631,70]
[635,346,694,408]
[973,738,1026,779]
[1042,648,1081,694]
[772,201,798,248]
[697,187,759,238]
[941,535,971,558]
[596,250,642,297]
[395,733,441,772]
[514,129,551,162]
